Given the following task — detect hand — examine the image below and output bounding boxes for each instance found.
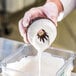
[19,2,59,43]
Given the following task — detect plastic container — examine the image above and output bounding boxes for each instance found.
[27,19,57,51]
[0,43,75,76]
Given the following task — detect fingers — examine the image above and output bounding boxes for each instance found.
[42,2,59,25]
[19,7,45,43]
[19,19,29,43]
[19,19,25,37]
[23,7,46,27]
[18,7,49,44]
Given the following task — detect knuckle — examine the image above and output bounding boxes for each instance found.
[31,8,35,10]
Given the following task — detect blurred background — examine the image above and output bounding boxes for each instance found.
[0,0,76,72]
[0,0,76,50]
[0,0,45,41]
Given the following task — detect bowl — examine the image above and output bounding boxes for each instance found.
[0,43,75,76]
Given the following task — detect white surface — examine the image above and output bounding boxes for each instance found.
[27,19,57,51]
[72,73,76,76]
[1,72,76,76]
[2,52,65,76]
[60,0,76,19]
[0,72,76,76]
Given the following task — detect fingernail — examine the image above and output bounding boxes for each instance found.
[23,20,29,27]
[23,38,29,44]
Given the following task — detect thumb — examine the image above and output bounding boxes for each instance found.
[42,2,59,25]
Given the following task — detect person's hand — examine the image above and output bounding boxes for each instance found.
[19,2,61,43]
